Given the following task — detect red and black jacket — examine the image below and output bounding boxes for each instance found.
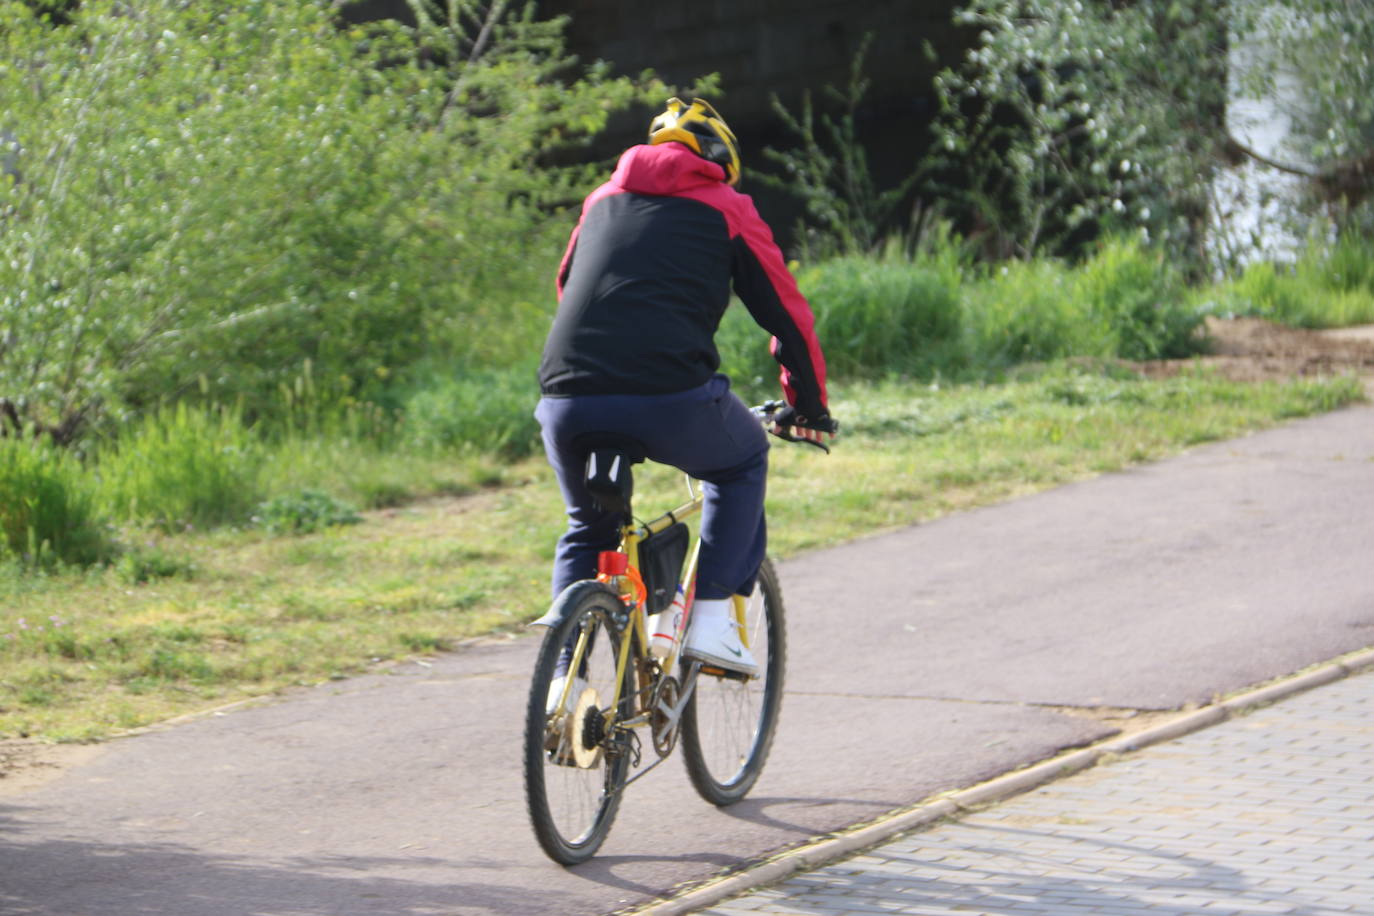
[538,143,829,419]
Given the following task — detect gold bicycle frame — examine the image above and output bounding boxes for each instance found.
[548,476,751,737]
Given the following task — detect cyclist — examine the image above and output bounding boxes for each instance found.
[536,98,835,678]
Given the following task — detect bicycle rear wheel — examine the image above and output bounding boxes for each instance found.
[680,556,785,806]
[524,581,632,865]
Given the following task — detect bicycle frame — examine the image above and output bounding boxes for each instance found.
[541,475,750,776]
[526,399,811,862]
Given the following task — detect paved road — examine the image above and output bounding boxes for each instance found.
[1,405,1372,916]
[695,663,1374,915]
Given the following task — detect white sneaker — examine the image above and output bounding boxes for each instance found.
[683,614,758,675]
[546,675,588,716]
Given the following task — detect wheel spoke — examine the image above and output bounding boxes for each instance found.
[681,558,785,805]
[524,584,630,863]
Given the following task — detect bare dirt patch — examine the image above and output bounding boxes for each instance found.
[1139,317,1374,388]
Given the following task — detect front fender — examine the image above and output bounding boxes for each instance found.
[528,579,623,629]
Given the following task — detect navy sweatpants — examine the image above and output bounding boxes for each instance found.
[535,374,770,602]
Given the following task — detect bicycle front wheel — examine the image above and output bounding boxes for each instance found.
[524,581,632,865]
[680,556,785,806]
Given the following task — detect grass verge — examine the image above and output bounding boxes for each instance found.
[0,366,1364,741]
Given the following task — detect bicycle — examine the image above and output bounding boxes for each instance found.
[522,401,829,865]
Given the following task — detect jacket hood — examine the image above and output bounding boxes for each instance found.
[611,143,727,195]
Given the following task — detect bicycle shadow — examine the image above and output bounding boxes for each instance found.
[713,793,904,834]
[562,850,741,897]
[565,794,904,896]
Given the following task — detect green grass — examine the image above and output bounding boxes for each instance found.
[719,234,1208,389]
[97,403,263,532]
[0,367,1363,741]
[0,437,114,568]
[1206,233,1374,328]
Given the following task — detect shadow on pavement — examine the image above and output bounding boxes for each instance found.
[0,807,562,916]
[715,794,903,833]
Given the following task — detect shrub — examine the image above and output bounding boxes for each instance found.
[1318,233,1374,295]
[719,230,970,389]
[1214,233,1374,328]
[114,544,198,585]
[0,0,676,442]
[932,1,1229,269]
[797,254,965,378]
[0,437,112,567]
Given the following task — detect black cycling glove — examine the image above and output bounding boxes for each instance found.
[773,404,838,435]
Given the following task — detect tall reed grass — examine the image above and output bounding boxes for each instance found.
[727,233,1205,386]
[96,403,262,531]
[400,362,542,460]
[0,437,112,567]
[1211,233,1374,328]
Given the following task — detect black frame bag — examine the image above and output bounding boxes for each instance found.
[636,521,691,614]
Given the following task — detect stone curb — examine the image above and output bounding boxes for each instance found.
[624,645,1374,916]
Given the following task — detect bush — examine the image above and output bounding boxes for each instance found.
[932,1,1229,269]
[0,437,112,567]
[725,235,1201,390]
[962,237,1204,367]
[719,232,969,388]
[798,254,965,378]
[114,544,198,585]
[1319,233,1374,296]
[0,0,675,442]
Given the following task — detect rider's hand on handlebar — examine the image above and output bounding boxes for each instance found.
[771,404,838,445]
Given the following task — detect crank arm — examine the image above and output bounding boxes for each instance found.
[652,673,697,733]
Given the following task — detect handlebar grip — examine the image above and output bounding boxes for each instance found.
[772,427,831,453]
[751,402,836,453]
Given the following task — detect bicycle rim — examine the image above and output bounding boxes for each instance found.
[680,557,785,806]
[523,583,631,865]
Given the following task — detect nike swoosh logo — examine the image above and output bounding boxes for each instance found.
[722,643,742,657]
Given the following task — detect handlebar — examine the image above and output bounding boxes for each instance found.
[750,400,836,453]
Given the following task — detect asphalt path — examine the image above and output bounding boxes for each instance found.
[2,405,1372,916]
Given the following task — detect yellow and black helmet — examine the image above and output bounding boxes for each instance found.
[647,97,742,186]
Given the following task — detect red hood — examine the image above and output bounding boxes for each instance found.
[611,143,726,195]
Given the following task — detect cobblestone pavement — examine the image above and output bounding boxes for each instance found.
[696,667,1374,916]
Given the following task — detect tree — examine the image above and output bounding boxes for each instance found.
[0,0,668,443]
[1225,0,1374,233]
[931,0,1229,270]
[931,0,1373,270]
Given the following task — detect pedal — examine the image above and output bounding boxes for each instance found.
[698,663,753,682]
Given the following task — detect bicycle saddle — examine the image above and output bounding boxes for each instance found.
[572,433,646,518]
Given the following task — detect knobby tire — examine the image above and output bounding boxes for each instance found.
[680,556,786,806]
[523,581,632,865]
